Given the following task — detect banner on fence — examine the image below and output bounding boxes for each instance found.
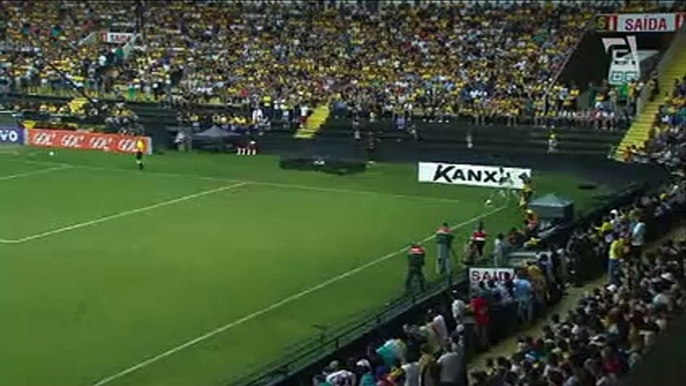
[597,13,686,32]
[0,127,25,145]
[468,267,515,290]
[100,32,134,44]
[26,129,152,155]
[418,162,532,189]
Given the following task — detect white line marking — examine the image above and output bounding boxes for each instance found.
[90,203,508,386]
[256,181,461,204]
[13,160,462,204]
[0,182,248,245]
[0,165,71,181]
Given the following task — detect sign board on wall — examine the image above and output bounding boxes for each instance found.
[100,32,134,44]
[597,13,686,32]
[468,267,515,290]
[602,35,640,86]
[0,127,25,145]
[418,162,532,189]
[26,129,152,155]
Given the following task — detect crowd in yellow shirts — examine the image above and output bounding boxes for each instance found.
[0,0,673,124]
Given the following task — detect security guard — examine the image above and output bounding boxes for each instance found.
[405,243,426,293]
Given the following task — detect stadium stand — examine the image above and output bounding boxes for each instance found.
[3,1,686,386]
[307,176,686,386]
[0,1,621,122]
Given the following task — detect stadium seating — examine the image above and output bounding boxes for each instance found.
[1,1,608,122]
[309,178,686,386]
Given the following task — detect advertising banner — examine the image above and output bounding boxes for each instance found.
[100,32,134,44]
[418,162,532,189]
[602,35,640,86]
[26,129,152,155]
[468,267,515,290]
[0,127,25,145]
[598,13,686,32]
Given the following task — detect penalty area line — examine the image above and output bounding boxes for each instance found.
[89,203,508,386]
[0,182,248,245]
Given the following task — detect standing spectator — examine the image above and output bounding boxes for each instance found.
[437,342,468,386]
[429,310,450,350]
[401,354,421,386]
[451,294,466,329]
[419,344,440,386]
[469,293,490,350]
[493,233,506,267]
[630,216,646,260]
[356,360,376,386]
[608,235,625,286]
[513,270,534,325]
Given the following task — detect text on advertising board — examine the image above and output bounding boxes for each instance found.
[417,162,532,190]
[27,129,152,155]
[0,127,25,144]
[598,13,686,32]
[469,267,515,289]
[101,32,133,44]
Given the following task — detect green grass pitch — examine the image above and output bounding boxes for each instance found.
[0,148,605,386]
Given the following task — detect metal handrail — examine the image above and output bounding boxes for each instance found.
[230,272,467,386]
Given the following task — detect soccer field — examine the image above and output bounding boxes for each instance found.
[0,149,605,386]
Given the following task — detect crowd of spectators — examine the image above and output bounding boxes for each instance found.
[639,75,686,169]
[1,0,628,124]
[310,171,685,386]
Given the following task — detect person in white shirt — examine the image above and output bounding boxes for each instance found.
[437,343,467,386]
[251,107,263,124]
[631,218,646,260]
[401,360,420,386]
[429,310,449,348]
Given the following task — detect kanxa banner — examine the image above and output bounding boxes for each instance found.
[418,162,532,189]
[0,127,25,144]
[597,13,686,32]
[27,129,152,154]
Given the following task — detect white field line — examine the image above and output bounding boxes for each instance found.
[0,183,248,245]
[90,203,508,386]
[0,165,71,181]
[16,160,463,204]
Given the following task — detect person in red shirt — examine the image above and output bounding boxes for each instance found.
[469,294,490,350]
[471,221,487,259]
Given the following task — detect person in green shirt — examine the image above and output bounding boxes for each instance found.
[435,222,454,275]
[406,243,427,293]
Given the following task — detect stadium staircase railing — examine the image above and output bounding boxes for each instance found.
[294,104,330,139]
[614,26,686,161]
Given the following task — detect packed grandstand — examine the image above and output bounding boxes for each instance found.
[1,1,686,386]
[0,1,668,120]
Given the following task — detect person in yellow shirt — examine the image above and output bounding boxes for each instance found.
[135,138,146,170]
[608,235,625,286]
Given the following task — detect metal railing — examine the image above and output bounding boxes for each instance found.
[231,272,469,386]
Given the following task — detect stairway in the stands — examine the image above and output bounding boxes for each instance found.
[294,104,330,139]
[615,39,686,160]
